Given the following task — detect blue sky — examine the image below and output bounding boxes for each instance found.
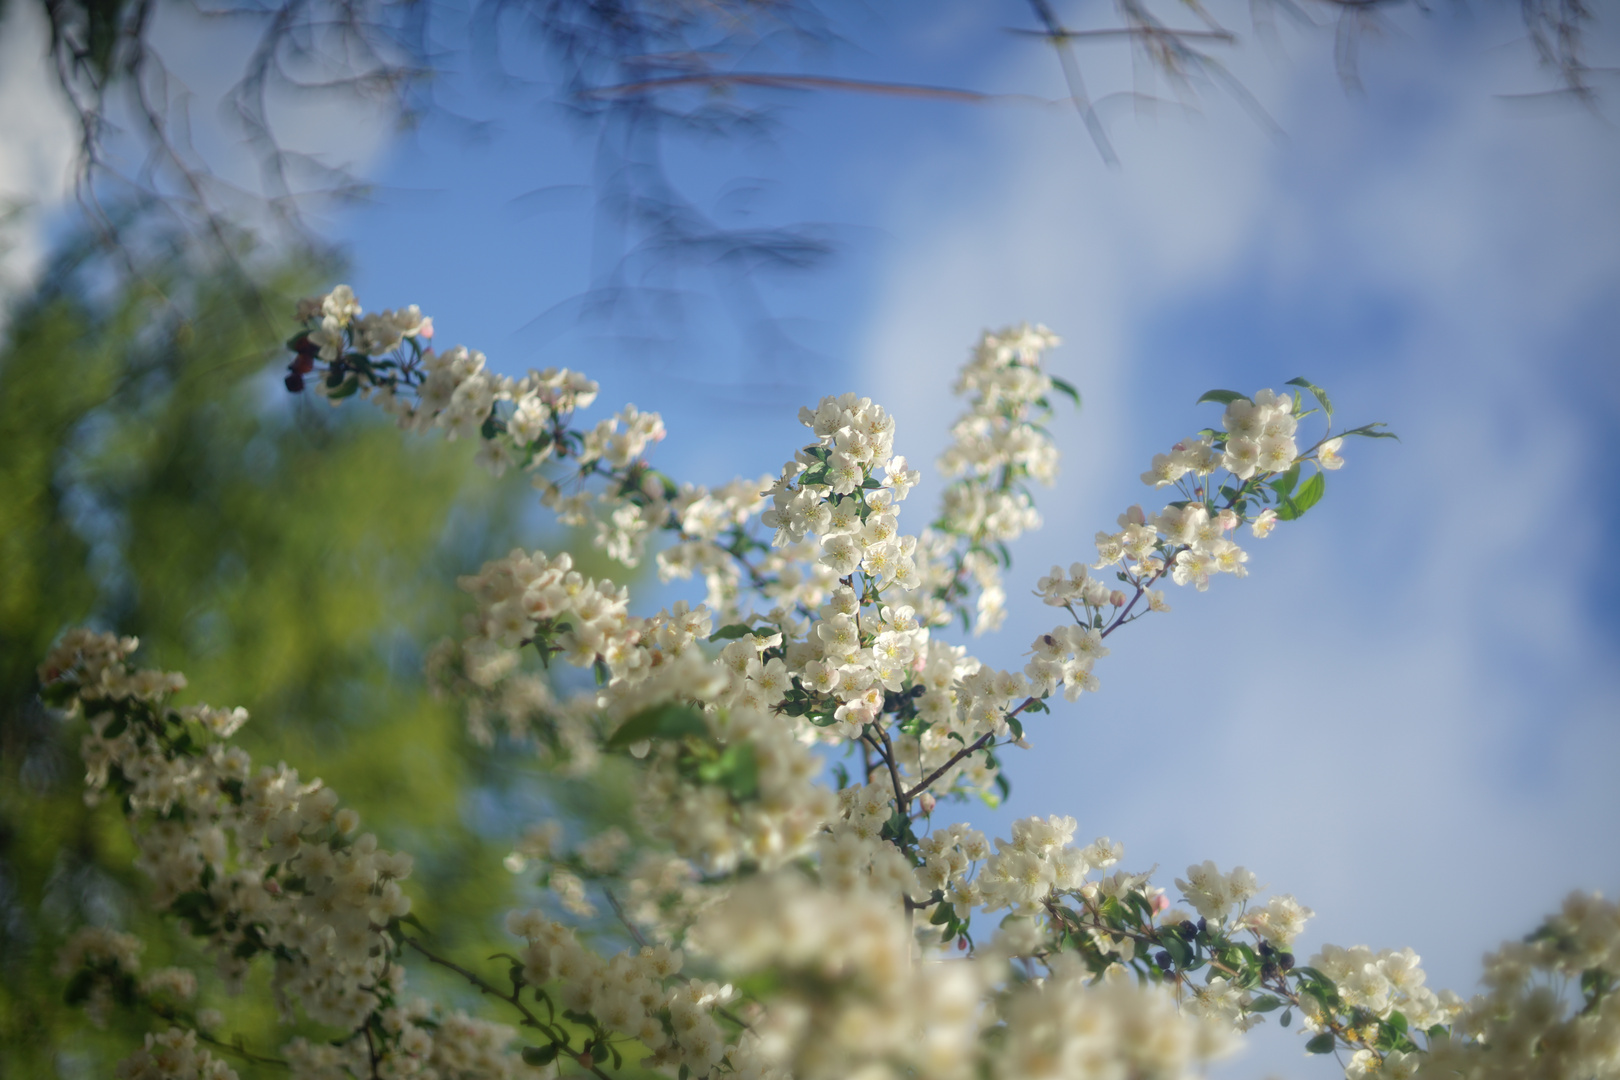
[5,0,1619,1074]
[334,8,1620,1069]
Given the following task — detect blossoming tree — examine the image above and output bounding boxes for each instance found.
[41,286,1620,1080]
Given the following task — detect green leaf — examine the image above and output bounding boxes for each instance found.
[1339,422,1400,441]
[1196,389,1248,406]
[170,890,213,918]
[931,903,958,926]
[698,744,759,801]
[1304,1033,1337,1055]
[1384,1010,1409,1035]
[1286,377,1333,417]
[327,375,361,400]
[1293,471,1325,513]
[1280,1009,1292,1028]
[397,911,431,936]
[1268,464,1300,500]
[606,703,709,750]
[708,623,757,642]
[1275,471,1325,521]
[62,968,95,1006]
[1049,376,1082,408]
[522,1044,560,1066]
[1249,995,1282,1013]
[1006,715,1024,741]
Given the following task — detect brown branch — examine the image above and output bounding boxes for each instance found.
[1006,26,1236,42]
[582,72,1033,104]
[604,887,648,948]
[402,935,623,1080]
[903,732,994,802]
[148,1003,289,1068]
[1026,0,1118,165]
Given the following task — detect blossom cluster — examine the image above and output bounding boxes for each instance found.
[114,1028,238,1080]
[1425,891,1620,1080]
[39,630,524,1079]
[925,325,1068,634]
[41,286,1610,1080]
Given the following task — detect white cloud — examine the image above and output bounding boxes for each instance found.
[0,0,400,295]
[864,4,1620,1074]
[0,1,76,287]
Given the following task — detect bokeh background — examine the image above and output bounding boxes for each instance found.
[3,0,1617,1076]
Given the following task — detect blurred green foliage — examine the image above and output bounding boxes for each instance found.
[0,245,556,1076]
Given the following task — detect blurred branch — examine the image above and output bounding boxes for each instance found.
[583,71,1018,104]
[22,0,1611,333]
[1027,0,1118,166]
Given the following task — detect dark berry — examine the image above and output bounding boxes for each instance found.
[284,372,304,392]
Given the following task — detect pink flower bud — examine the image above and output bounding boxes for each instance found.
[1109,590,1126,607]
[918,793,937,815]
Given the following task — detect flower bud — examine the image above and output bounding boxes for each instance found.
[917,793,937,815]
[1109,590,1126,607]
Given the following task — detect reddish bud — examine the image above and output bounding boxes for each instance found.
[284,372,305,393]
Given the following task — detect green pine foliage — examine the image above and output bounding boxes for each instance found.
[0,249,542,1076]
